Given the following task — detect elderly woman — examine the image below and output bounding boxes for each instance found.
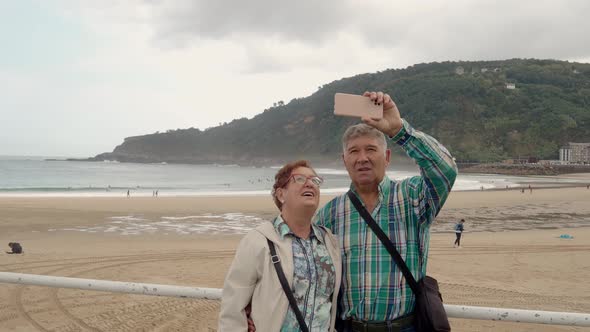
[219,160,341,331]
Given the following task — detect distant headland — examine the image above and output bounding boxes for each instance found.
[71,59,590,175]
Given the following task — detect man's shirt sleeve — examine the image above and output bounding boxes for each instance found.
[390,119,458,225]
[313,201,333,230]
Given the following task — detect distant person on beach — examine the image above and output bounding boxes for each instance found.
[454,219,465,248]
[127,190,130,198]
[312,91,457,331]
[7,242,23,254]
[219,160,341,331]
[529,184,532,194]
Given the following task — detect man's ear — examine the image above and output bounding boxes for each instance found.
[385,149,391,165]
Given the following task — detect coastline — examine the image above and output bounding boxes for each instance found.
[0,171,588,198]
[1,180,589,235]
[458,162,590,176]
[62,155,590,176]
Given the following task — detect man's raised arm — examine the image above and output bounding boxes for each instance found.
[362,91,457,218]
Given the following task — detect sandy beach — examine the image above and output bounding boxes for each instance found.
[1,184,590,331]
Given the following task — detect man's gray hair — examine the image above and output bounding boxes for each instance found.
[342,124,387,152]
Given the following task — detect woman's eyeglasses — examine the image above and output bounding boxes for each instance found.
[288,174,324,187]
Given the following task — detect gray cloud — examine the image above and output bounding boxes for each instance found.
[142,0,590,70]
[240,44,291,74]
[386,1,590,61]
[145,0,356,48]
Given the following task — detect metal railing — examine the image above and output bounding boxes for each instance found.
[1,272,589,327]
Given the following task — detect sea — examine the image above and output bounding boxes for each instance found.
[3,156,589,236]
[0,156,586,197]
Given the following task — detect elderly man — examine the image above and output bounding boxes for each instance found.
[314,91,457,332]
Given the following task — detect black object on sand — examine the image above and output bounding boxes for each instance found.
[7,242,23,254]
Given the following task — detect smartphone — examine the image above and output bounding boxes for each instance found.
[334,93,383,119]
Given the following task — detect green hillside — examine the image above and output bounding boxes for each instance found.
[90,59,590,164]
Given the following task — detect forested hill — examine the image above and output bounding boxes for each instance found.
[89,59,590,165]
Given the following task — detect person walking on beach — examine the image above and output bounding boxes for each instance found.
[127,190,130,198]
[454,219,465,248]
[219,160,341,331]
[314,91,457,331]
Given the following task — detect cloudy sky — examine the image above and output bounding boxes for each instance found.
[1,0,588,157]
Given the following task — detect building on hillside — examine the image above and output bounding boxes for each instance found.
[481,68,488,73]
[455,66,465,75]
[504,157,538,164]
[560,142,590,164]
[506,83,516,89]
[539,160,567,165]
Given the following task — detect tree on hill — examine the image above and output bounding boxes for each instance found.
[92,59,590,164]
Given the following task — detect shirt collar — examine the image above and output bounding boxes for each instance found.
[349,174,390,199]
[272,214,322,242]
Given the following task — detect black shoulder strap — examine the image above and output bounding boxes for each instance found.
[347,191,421,295]
[316,225,328,243]
[267,239,309,332]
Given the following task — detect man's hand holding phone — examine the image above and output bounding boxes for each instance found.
[334,91,403,137]
[361,91,403,137]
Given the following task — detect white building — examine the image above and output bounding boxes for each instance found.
[506,83,516,89]
[560,143,590,163]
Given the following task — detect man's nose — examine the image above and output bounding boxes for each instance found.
[357,150,369,161]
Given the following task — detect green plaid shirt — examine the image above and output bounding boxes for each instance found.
[314,119,457,321]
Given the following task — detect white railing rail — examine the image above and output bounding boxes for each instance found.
[1,272,589,327]
[444,304,590,327]
[0,271,221,300]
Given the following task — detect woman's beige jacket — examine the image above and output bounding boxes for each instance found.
[219,220,342,331]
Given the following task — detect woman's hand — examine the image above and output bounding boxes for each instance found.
[245,303,256,332]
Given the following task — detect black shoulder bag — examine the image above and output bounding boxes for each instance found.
[347,191,451,332]
[267,239,309,332]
